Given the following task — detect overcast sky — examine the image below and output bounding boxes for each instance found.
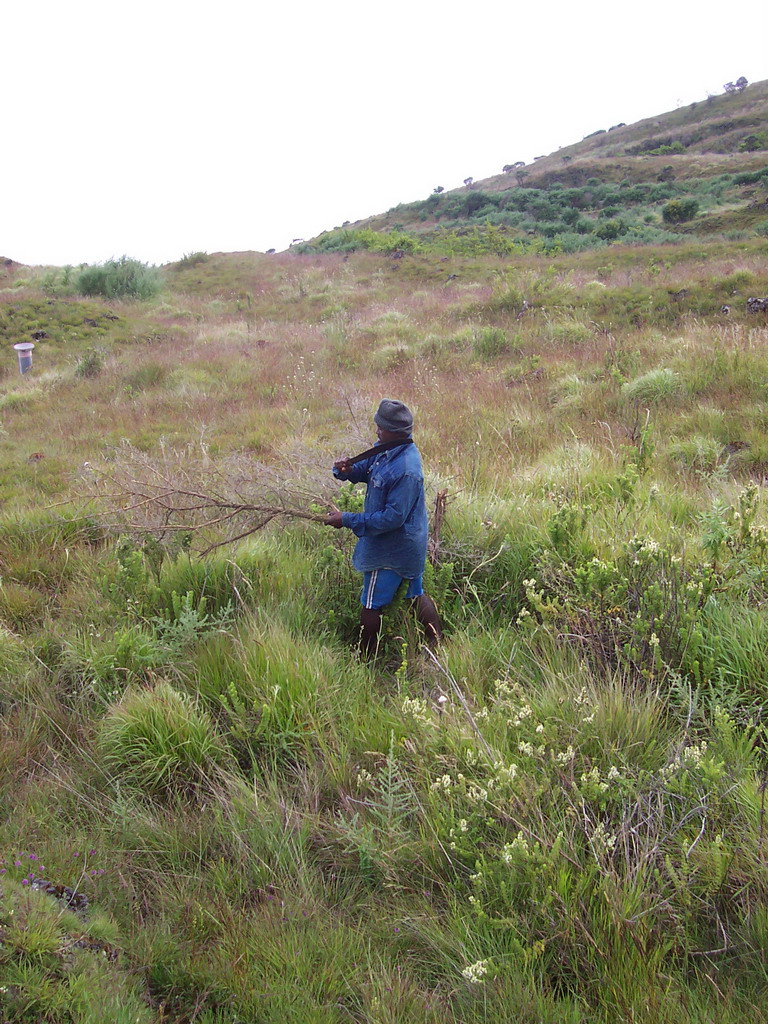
[5,0,766,267]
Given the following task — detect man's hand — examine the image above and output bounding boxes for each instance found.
[325,505,344,529]
[333,457,353,474]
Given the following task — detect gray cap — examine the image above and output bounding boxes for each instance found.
[374,399,413,434]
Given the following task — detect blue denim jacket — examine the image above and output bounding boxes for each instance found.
[333,442,428,577]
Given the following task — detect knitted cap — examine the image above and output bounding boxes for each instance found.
[374,399,414,434]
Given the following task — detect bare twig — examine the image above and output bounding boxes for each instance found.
[78,439,338,555]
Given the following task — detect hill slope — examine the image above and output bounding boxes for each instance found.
[299,79,768,256]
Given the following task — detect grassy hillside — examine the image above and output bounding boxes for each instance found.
[1,86,768,1023]
[300,80,768,258]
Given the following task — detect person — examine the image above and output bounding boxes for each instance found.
[325,399,443,655]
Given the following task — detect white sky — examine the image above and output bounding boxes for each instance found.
[5,0,767,267]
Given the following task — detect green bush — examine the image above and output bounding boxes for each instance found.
[662,199,699,224]
[77,256,161,300]
[98,680,228,792]
[298,228,419,255]
[175,251,210,267]
[738,132,768,152]
[63,624,168,696]
[594,219,625,240]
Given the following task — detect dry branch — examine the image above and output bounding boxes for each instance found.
[81,438,338,554]
[81,437,450,560]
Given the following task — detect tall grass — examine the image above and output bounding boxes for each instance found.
[0,222,768,1021]
[76,256,161,300]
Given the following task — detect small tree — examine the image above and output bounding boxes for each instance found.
[433,185,444,194]
[736,76,748,92]
[595,219,625,241]
[662,198,699,224]
[463,177,474,189]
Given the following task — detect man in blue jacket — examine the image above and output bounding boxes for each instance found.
[325,399,443,655]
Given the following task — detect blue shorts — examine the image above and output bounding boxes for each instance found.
[361,570,424,610]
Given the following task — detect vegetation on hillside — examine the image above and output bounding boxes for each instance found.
[304,80,768,259]
[1,86,768,1023]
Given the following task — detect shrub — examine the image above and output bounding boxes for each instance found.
[662,199,699,224]
[594,219,625,240]
[64,624,168,695]
[0,390,40,412]
[718,269,756,292]
[98,680,228,792]
[299,228,419,255]
[77,256,161,300]
[739,133,768,152]
[175,251,210,267]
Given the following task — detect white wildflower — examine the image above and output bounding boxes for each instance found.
[589,820,617,853]
[580,766,608,792]
[495,762,518,783]
[502,832,530,862]
[402,696,432,724]
[462,959,489,984]
[431,773,453,791]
